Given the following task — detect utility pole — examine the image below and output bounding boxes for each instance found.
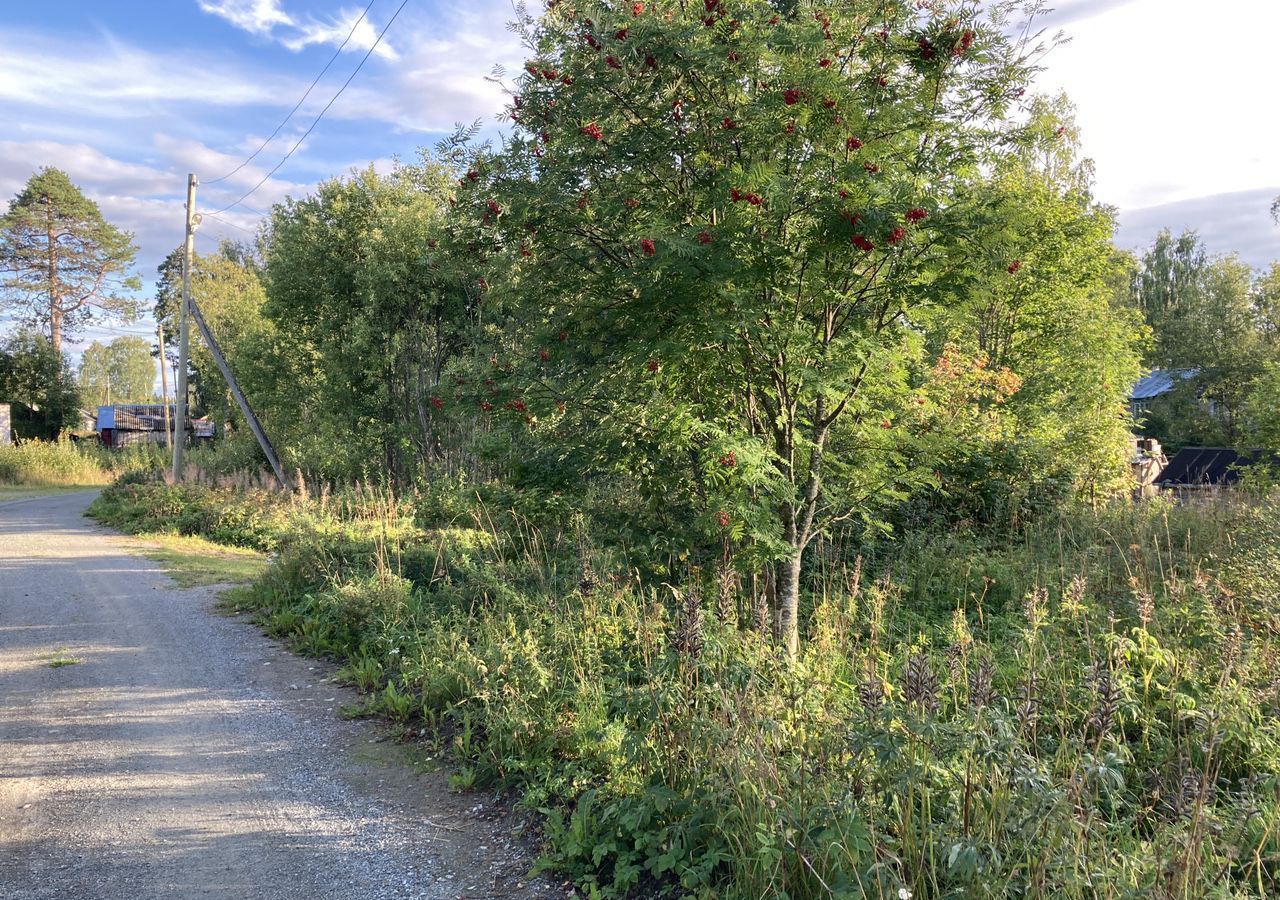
[186,297,288,489]
[157,323,172,450]
[172,173,196,481]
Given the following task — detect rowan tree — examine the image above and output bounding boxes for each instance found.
[461,0,1051,654]
[0,168,140,356]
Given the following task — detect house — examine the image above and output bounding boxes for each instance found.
[1129,368,1197,421]
[98,403,172,448]
[1157,447,1274,491]
[75,408,98,435]
[96,404,214,448]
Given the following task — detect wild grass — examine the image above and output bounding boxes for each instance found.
[130,533,268,588]
[45,649,83,668]
[89,477,1280,898]
[0,439,167,487]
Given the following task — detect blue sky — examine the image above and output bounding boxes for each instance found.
[1,0,1277,357]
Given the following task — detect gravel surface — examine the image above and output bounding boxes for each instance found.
[0,492,565,900]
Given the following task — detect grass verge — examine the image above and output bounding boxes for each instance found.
[128,533,268,588]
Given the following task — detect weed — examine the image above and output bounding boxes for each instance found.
[45,649,83,668]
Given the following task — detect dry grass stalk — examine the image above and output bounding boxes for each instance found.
[968,656,995,709]
[715,559,738,627]
[673,580,704,659]
[902,651,939,715]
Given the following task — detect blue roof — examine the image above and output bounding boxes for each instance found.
[1130,369,1197,401]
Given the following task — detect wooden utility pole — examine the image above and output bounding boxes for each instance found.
[186,296,287,488]
[157,323,172,450]
[172,174,196,481]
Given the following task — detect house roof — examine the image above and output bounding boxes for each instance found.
[1158,447,1271,486]
[98,403,176,432]
[1130,368,1198,401]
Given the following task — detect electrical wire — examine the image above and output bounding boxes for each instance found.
[207,0,411,216]
[203,0,379,186]
[204,212,261,237]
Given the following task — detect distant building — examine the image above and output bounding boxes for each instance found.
[1157,447,1274,491]
[1129,368,1198,420]
[1130,437,1167,498]
[96,404,214,449]
[75,408,98,436]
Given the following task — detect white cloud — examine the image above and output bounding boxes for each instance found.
[1033,0,1280,213]
[0,29,299,116]
[324,1,524,132]
[197,0,293,36]
[150,133,309,204]
[200,1,399,60]
[0,141,172,200]
[1116,188,1280,272]
[282,6,399,61]
[1034,0,1142,28]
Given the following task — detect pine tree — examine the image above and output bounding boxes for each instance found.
[0,168,140,355]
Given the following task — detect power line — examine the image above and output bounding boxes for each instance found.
[204,212,261,237]
[73,326,162,339]
[203,0,379,186]
[208,0,411,216]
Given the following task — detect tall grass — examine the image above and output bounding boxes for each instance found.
[89,478,1280,897]
[0,439,166,486]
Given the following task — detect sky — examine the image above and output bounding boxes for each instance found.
[0,0,1277,359]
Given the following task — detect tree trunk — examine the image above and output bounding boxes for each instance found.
[776,543,803,658]
[775,413,828,659]
[45,193,61,357]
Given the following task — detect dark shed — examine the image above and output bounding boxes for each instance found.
[1158,447,1272,488]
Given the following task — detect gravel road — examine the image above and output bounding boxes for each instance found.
[0,492,562,900]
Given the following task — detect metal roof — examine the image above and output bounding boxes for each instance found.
[1158,447,1271,486]
[97,404,176,432]
[1130,368,1198,401]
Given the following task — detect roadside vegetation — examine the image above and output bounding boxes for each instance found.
[89,477,1280,898]
[131,533,268,588]
[0,440,165,490]
[10,0,1280,896]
